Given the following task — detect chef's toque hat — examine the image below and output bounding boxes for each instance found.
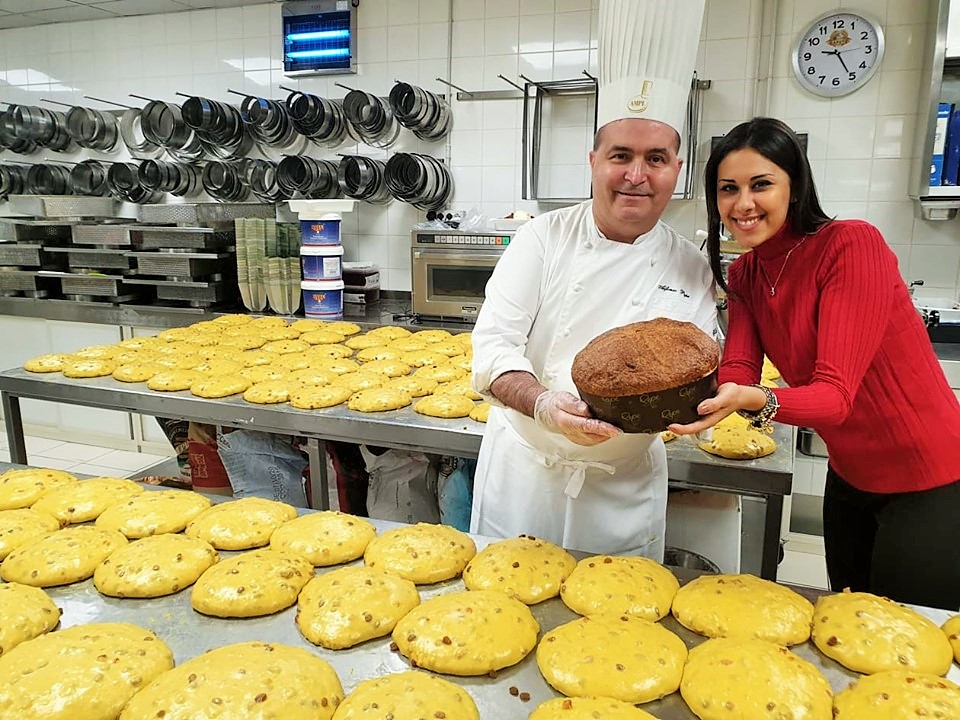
[597,0,706,134]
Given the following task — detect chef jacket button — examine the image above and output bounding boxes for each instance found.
[632,297,642,306]
[584,241,593,249]
[572,284,582,293]
[562,328,571,337]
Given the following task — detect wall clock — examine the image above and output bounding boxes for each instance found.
[792,10,885,97]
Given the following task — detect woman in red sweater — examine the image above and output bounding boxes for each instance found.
[670,117,960,610]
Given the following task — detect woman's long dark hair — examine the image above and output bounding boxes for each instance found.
[704,117,831,290]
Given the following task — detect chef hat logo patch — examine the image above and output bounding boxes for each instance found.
[627,81,654,113]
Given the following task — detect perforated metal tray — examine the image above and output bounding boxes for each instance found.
[139,202,274,227]
[0,220,72,243]
[126,251,230,277]
[6,195,127,219]
[46,247,133,271]
[137,227,234,250]
[71,224,138,247]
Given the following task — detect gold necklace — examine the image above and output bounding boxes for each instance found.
[758,236,808,297]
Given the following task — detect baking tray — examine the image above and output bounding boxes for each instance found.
[125,277,235,306]
[0,268,58,296]
[17,501,957,720]
[46,246,134,271]
[139,202,274,227]
[126,251,230,278]
[5,194,129,219]
[0,219,72,243]
[71,223,140,247]
[137,227,234,250]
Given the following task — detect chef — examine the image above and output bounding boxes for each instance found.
[470,0,717,560]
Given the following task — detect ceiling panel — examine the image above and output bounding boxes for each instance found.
[24,5,114,22]
[0,0,281,28]
[0,13,37,28]
[0,0,73,12]
[91,0,196,15]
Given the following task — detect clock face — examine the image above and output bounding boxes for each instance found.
[792,11,885,97]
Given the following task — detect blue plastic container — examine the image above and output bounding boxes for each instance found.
[300,212,342,245]
[300,244,343,281]
[302,279,344,319]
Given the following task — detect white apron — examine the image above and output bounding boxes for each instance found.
[469,203,717,561]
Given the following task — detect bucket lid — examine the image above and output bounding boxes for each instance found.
[319,212,342,221]
[300,244,344,256]
[302,279,345,290]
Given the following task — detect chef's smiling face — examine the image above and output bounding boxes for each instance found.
[589,118,682,243]
[716,148,791,249]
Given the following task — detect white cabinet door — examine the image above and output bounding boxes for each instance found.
[0,316,60,429]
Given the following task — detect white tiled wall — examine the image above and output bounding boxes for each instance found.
[1,0,958,296]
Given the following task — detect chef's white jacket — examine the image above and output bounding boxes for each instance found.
[470,200,717,558]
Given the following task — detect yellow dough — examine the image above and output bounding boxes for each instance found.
[243,380,296,404]
[0,468,77,511]
[537,614,687,703]
[239,365,288,383]
[0,622,173,720]
[307,343,354,359]
[96,489,211,538]
[357,358,411,377]
[0,582,60,655]
[366,325,412,341]
[289,385,353,409]
[401,350,449,367]
[762,355,781,380]
[270,510,376,566]
[152,353,201,370]
[386,375,439,398]
[469,402,490,422]
[463,535,576,604]
[680,638,832,720]
[0,508,61,560]
[388,338,427,353]
[146,369,204,391]
[530,697,659,719]
[190,374,251,398]
[71,344,119,359]
[393,590,539,675]
[193,358,244,376]
[410,329,451,344]
[561,555,679,620]
[61,357,115,378]
[660,429,677,442]
[185,497,297,550]
[315,357,360,375]
[1,525,127,587]
[296,566,420,649]
[262,339,310,354]
[211,313,253,326]
[429,340,466,357]
[191,548,313,617]
[331,671,479,720]
[833,670,960,720]
[119,641,343,720]
[272,352,314,371]
[287,367,337,386]
[158,327,197,342]
[348,387,412,412]
[414,393,475,418]
[943,615,960,663]
[434,378,482,400]
[31,477,144,524]
[325,321,361,336]
[23,353,69,373]
[93,533,219,598]
[112,362,164,383]
[300,329,347,345]
[116,336,164,350]
[671,573,814,645]
[218,333,266,351]
[257,325,302,341]
[345,333,387,350]
[811,591,953,675]
[698,425,778,459]
[364,522,476,584]
[238,349,276,367]
[449,354,473,371]
[414,363,467,383]
[290,318,327,333]
[331,371,385,393]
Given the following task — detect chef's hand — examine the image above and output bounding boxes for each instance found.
[667,382,743,435]
[534,390,622,446]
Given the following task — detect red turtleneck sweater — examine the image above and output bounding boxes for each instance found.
[720,219,960,493]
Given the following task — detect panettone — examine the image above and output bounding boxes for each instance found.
[571,318,720,433]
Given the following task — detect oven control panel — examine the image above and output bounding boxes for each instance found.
[412,230,514,249]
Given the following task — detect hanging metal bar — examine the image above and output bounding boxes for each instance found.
[333,82,356,93]
[129,94,157,103]
[84,96,134,109]
[39,98,74,108]
[434,77,472,96]
[497,75,524,91]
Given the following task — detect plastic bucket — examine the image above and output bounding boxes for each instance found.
[300,212,341,245]
[302,279,344,319]
[301,244,343,281]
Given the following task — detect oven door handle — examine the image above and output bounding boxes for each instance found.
[412,249,503,265]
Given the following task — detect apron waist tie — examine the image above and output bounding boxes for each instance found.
[533,452,617,499]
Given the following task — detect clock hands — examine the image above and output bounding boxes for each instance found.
[820,48,851,73]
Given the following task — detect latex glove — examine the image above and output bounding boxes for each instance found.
[533,390,622,446]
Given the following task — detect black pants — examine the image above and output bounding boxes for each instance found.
[823,467,960,611]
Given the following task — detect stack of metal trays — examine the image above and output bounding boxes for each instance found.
[122,203,272,308]
[0,218,71,297]
[6,194,134,220]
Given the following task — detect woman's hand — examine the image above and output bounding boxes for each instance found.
[668,382,745,435]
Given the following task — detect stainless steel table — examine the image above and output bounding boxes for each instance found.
[2,463,955,720]
[0,367,793,579]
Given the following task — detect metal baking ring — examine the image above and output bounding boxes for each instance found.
[65,106,119,151]
[70,159,110,196]
[338,155,390,204]
[0,164,28,197]
[141,100,192,148]
[107,161,160,203]
[26,163,72,195]
[247,159,287,203]
[0,108,38,154]
[119,107,164,159]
